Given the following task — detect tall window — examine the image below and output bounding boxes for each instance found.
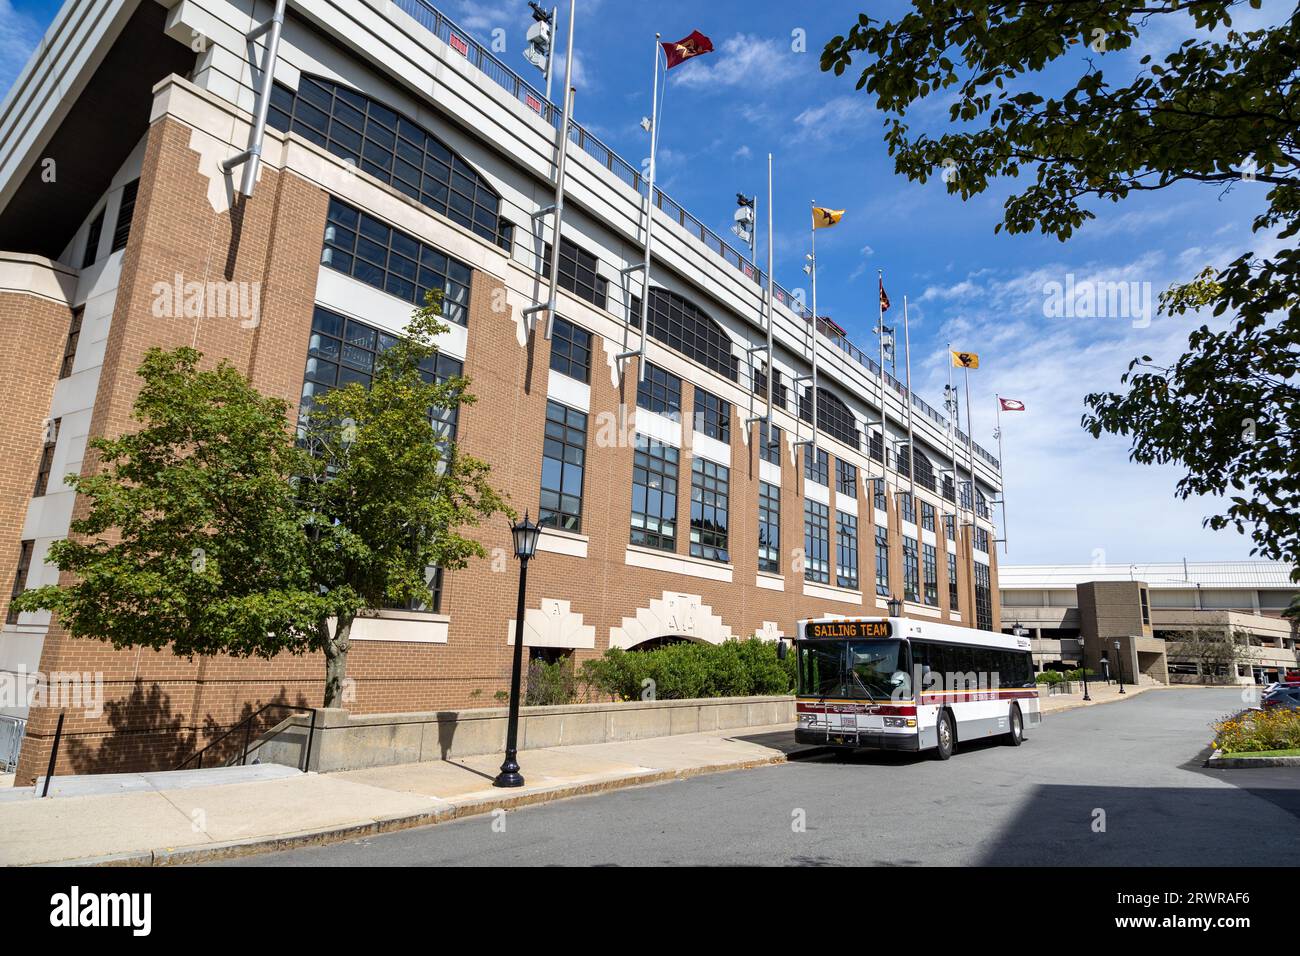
[690,459,729,562]
[913,451,937,492]
[539,401,587,532]
[903,536,920,603]
[799,387,859,449]
[836,460,857,497]
[943,513,955,541]
[385,567,445,614]
[836,512,858,589]
[693,389,731,443]
[922,542,939,606]
[976,489,990,519]
[322,198,473,325]
[82,208,104,268]
[960,479,973,510]
[974,561,992,630]
[948,553,959,610]
[269,77,513,250]
[631,436,678,551]
[758,481,780,573]
[644,288,737,380]
[921,501,935,531]
[759,420,781,465]
[753,362,787,409]
[33,419,60,497]
[875,525,889,597]
[804,446,829,485]
[942,474,956,502]
[637,362,682,417]
[867,429,884,463]
[59,308,83,379]
[6,540,33,624]
[804,500,830,584]
[300,307,463,437]
[110,179,139,253]
[873,477,886,512]
[549,317,592,383]
[974,527,990,553]
[899,492,916,524]
[544,238,607,309]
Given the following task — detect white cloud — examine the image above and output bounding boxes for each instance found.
[911,240,1270,565]
[792,95,871,139]
[733,144,752,160]
[672,34,800,90]
[0,0,43,102]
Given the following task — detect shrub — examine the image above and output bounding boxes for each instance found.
[1064,668,1100,681]
[524,658,578,706]
[1212,708,1300,754]
[579,638,796,702]
[1036,670,1065,685]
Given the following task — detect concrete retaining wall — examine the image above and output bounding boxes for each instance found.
[255,696,796,773]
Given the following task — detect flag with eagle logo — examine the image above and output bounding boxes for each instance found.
[811,206,844,229]
[951,350,979,369]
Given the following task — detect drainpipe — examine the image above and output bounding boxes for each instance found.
[221,0,287,198]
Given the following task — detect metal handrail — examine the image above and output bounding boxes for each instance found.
[392,0,1001,471]
[175,703,317,772]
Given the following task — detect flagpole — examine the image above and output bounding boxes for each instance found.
[996,394,1008,554]
[877,269,887,481]
[947,341,959,534]
[963,362,976,540]
[809,202,819,448]
[632,33,662,382]
[765,153,774,427]
[903,295,915,507]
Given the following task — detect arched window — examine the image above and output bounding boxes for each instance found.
[268,76,514,251]
[644,288,737,380]
[799,387,860,450]
[897,445,937,492]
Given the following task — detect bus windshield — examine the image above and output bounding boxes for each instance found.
[797,639,910,701]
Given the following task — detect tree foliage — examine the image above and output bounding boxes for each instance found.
[821,2,1300,576]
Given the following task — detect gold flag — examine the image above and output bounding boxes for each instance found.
[951,350,980,369]
[811,206,844,229]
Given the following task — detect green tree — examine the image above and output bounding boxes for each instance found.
[820,2,1299,576]
[15,296,509,708]
[297,302,508,706]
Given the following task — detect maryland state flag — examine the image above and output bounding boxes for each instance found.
[812,206,844,229]
[951,350,980,369]
[662,30,714,69]
[879,277,891,313]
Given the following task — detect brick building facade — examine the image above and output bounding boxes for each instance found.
[0,0,1002,782]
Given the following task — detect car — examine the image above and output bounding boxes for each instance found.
[1262,686,1300,711]
[1262,681,1300,697]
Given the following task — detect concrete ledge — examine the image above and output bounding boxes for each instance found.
[79,751,791,867]
[260,696,796,774]
[1205,748,1300,769]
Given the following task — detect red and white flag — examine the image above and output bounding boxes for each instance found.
[999,398,1026,412]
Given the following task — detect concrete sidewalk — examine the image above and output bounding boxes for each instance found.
[0,724,804,867]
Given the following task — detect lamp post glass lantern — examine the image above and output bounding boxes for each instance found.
[887,596,902,618]
[1114,639,1125,694]
[495,512,541,788]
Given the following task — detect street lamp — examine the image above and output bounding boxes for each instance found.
[887,595,902,618]
[1078,637,1092,702]
[1114,639,1126,694]
[494,511,541,788]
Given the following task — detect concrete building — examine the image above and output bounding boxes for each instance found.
[0,0,1002,781]
[1000,562,1298,685]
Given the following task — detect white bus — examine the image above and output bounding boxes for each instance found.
[783,615,1041,758]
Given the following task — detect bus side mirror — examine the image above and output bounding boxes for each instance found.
[777,641,788,661]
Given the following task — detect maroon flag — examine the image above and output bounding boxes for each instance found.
[999,398,1026,412]
[879,277,891,313]
[662,30,714,69]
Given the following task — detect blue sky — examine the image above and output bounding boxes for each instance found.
[2,0,1278,567]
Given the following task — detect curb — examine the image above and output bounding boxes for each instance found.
[59,752,792,867]
[1205,748,1300,769]
[1039,685,1155,716]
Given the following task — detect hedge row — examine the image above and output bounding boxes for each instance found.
[578,638,796,702]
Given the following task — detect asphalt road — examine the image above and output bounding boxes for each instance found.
[220,689,1300,866]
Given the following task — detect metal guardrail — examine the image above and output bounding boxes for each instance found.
[175,703,316,772]
[393,0,1000,472]
[0,713,25,773]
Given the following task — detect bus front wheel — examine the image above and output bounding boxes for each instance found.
[933,710,955,760]
[1004,703,1024,746]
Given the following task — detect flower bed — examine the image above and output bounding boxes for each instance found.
[1212,708,1300,754]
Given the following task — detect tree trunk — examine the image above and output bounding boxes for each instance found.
[322,613,353,708]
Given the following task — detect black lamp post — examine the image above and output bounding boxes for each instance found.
[887,595,902,618]
[1078,638,1092,702]
[494,511,541,788]
[1114,639,1126,694]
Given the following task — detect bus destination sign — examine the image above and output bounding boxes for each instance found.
[804,620,893,640]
